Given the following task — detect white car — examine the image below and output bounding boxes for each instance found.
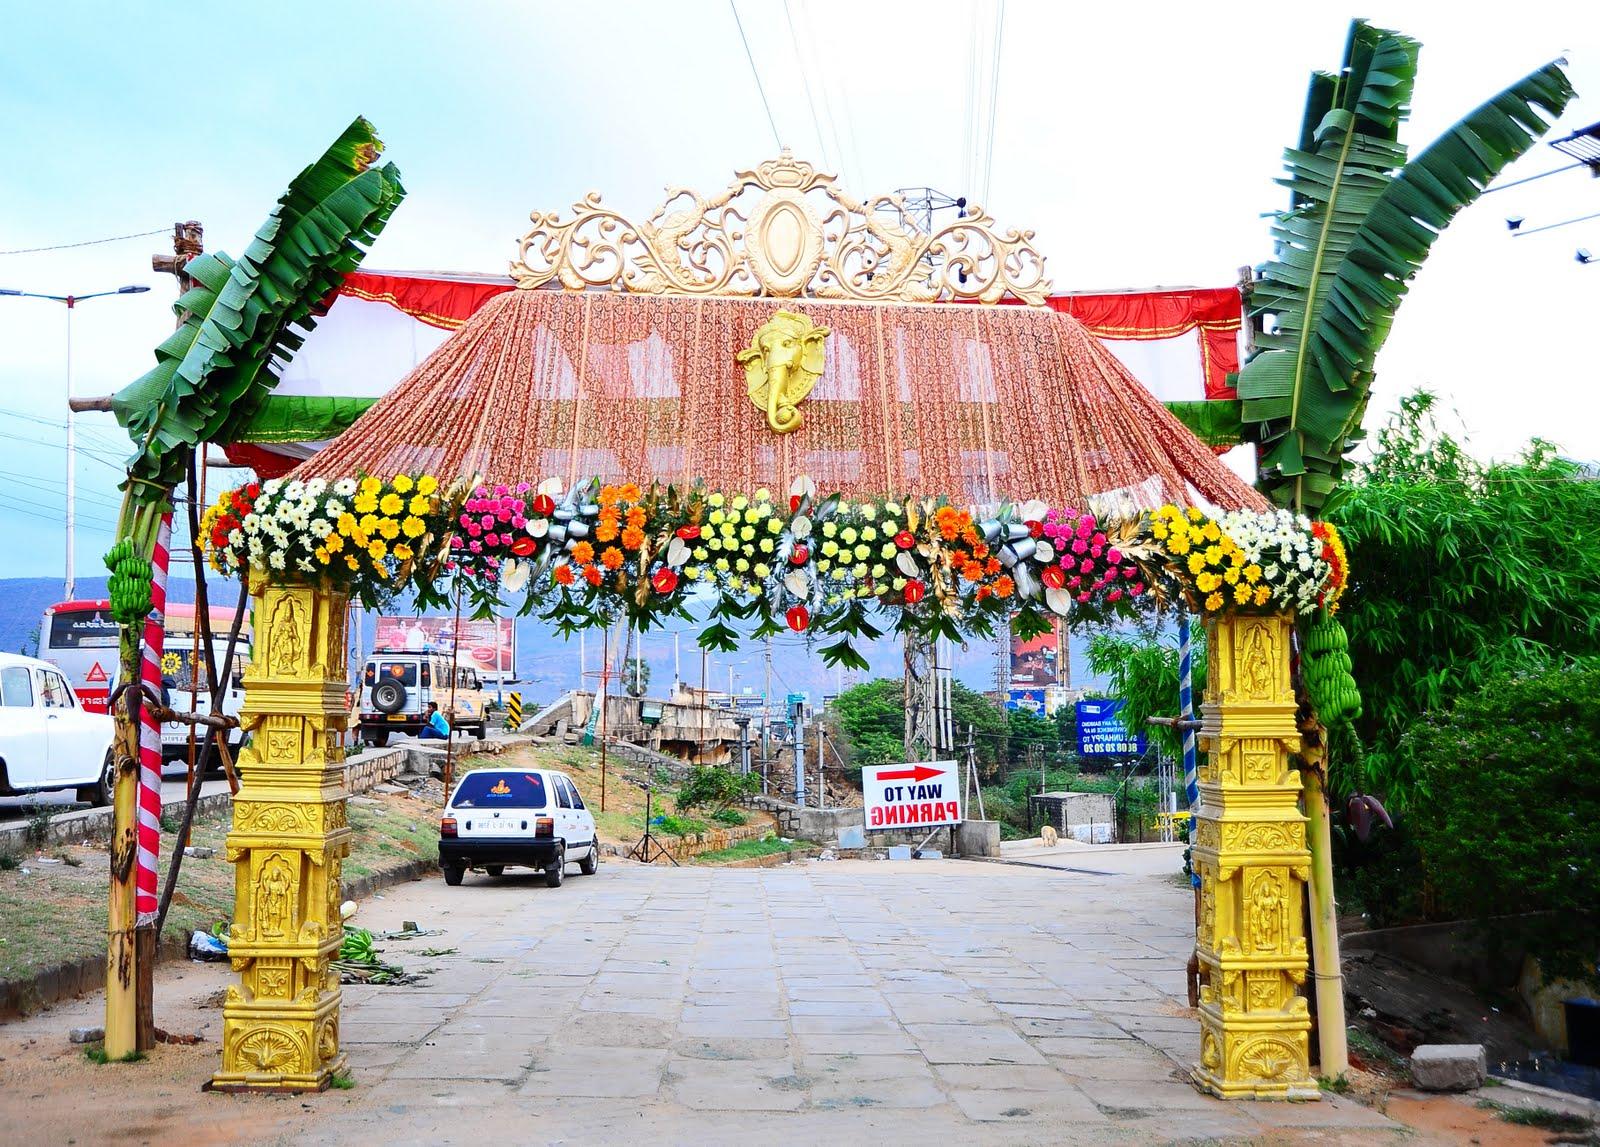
[438,767,599,888]
[0,651,116,805]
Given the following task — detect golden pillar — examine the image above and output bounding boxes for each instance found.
[211,580,352,1092]
[1191,613,1317,1100]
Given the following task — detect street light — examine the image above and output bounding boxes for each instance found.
[0,284,150,598]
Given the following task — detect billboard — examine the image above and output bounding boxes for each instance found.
[1075,699,1148,756]
[1010,624,1061,687]
[1006,687,1048,715]
[374,615,516,681]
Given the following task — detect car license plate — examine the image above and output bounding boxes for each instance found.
[388,714,406,721]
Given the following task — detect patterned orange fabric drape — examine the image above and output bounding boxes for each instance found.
[296,290,1267,512]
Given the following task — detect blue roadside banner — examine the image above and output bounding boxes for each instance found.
[1075,698,1148,756]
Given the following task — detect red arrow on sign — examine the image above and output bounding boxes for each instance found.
[875,764,946,783]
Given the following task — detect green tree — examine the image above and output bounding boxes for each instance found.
[829,677,1006,782]
[1004,707,1058,769]
[1403,663,1600,975]
[621,655,650,698]
[1083,628,1207,761]
[1331,393,1600,806]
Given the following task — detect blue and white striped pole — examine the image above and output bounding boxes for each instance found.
[1179,611,1200,887]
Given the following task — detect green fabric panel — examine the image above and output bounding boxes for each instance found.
[232,394,378,443]
[1165,399,1244,448]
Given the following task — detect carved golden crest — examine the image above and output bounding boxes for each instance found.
[738,311,829,433]
[269,594,306,677]
[511,150,1051,304]
[235,1025,304,1073]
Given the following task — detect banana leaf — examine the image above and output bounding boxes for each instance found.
[1238,19,1573,512]
[113,117,404,500]
[1164,399,1243,449]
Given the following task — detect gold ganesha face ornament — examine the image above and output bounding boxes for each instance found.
[737,310,829,434]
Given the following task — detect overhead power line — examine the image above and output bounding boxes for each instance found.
[0,227,168,257]
[730,0,783,151]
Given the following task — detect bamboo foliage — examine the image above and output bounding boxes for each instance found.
[1239,20,1574,513]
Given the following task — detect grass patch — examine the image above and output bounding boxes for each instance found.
[83,1046,144,1064]
[694,834,812,864]
[330,1071,356,1090]
[1477,1100,1593,1133]
[1318,1074,1350,1094]
[710,808,747,827]
[654,814,709,837]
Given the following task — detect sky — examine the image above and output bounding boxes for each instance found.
[2,0,1598,589]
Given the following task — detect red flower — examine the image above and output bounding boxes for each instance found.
[676,524,701,540]
[789,494,804,513]
[651,567,679,594]
[531,494,555,517]
[553,564,575,586]
[510,536,537,557]
[1042,566,1066,589]
[785,604,810,632]
[1027,520,1043,539]
[903,579,925,604]
[583,565,604,587]
[790,544,809,566]
[893,530,915,550]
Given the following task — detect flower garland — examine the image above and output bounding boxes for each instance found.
[202,475,1348,659]
[202,474,448,607]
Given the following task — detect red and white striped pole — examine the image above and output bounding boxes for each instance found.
[135,513,171,924]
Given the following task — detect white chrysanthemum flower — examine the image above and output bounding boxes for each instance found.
[334,478,357,497]
[305,478,327,497]
[227,528,243,547]
[262,478,282,495]
[285,480,304,500]
[268,550,287,570]
[310,519,333,538]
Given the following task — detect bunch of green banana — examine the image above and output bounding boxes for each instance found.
[339,926,378,964]
[104,537,153,625]
[1300,609,1362,724]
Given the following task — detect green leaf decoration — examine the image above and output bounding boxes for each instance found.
[233,394,379,443]
[113,117,404,499]
[1238,20,1573,512]
[1164,399,1243,448]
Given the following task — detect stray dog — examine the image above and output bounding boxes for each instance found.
[1040,825,1059,848]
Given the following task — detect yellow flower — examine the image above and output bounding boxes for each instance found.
[392,474,413,493]
[359,476,381,496]
[1234,582,1252,604]
[345,555,360,571]
[337,512,357,535]
[1204,545,1223,566]
[1223,567,1240,585]
[416,475,438,496]
[1151,522,1168,540]
[407,494,431,516]
[1244,564,1261,584]
[1205,592,1224,611]
[325,533,344,553]
[351,529,369,548]
[392,542,413,561]
[378,518,400,540]
[379,492,403,516]
[314,547,330,565]
[1196,572,1220,593]
[359,514,380,534]
[1187,552,1206,575]
[1188,507,1205,522]
[1201,521,1221,542]
[368,540,387,561]
[401,515,426,538]
[1168,534,1191,555]
[354,492,378,514]
[1254,585,1272,606]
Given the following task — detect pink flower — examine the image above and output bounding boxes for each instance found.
[1076,522,1093,539]
[511,516,527,529]
[1130,583,1145,596]
[1076,591,1091,603]
[466,523,482,538]
[1079,558,1094,573]
[1123,566,1138,580]
[515,482,530,494]
[1107,547,1123,565]
[486,556,499,567]
[514,499,526,514]
[468,540,483,553]
[473,486,487,498]
[494,484,508,497]
[445,559,458,571]
[1091,545,1103,559]
[1107,588,1124,602]
[450,535,463,549]
[1071,538,1088,555]
[480,514,495,530]
[485,532,499,547]
[1092,532,1107,547]
[1067,576,1082,588]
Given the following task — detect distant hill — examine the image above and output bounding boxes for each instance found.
[2,576,1102,706]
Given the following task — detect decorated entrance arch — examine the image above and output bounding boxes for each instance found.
[200,152,1345,1099]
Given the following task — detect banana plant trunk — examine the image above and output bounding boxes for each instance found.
[1304,763,1348,1076]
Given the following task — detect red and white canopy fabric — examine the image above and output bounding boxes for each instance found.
[227,270,1248,479]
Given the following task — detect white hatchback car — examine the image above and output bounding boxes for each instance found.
[0,651,116,805]
[439,767,599,888]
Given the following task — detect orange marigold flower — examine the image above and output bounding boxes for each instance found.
[584,565,604,586]
[975,585,992,601]
[570,541,595,565]
[970,540,988,559]
[619,482,641,503]
[554,564,576,586]
[595,519,620,543]
[961,561,983,582]
[621,525,645,550]
[993,576,1015,598]
[625,506,646,529]
[948,550,967,568]
[600,546,624,570]
[985,557,1002,575]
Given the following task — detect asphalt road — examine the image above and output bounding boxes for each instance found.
[0,769,230,822]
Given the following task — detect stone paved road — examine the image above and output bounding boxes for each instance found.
[293,854,1401,1145]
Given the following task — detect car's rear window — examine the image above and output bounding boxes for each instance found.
[378,660,418,686]
[450,772,547,809]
